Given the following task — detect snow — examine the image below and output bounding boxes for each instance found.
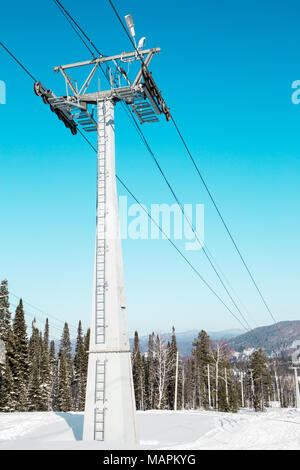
[243,347,255,357]
[0,408,300,450]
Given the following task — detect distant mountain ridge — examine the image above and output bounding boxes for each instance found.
[227,320,300,356]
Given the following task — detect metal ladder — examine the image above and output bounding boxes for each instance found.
[94,360,106,441]
[95,105,106,345]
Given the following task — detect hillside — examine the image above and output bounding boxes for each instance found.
[227,320,300,356]
[129,321,300,358]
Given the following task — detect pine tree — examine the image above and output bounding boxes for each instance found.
[78,372,86,412]
[0,361,4,410]
[43,318,49,353]
[2,328,17,410]
[0,280,12,410]
[59,323,74,382]
[74,321,85,410]
[166,327,181,409]
[184,358,195,409]
[228,375,239,412]
[27,322,43,411]
[28,319,39,365]
[0,279,11,343]
[82,328,90,378]
[250,349,272,411]
[49,339,57,410]
[192,330,212,409]
[140,355,146,410]
[1,360,15,411]
[74,321,84,378]
[59,322,74,409]
[27,358,41,411]
[12,299,29,405]
[76,327,90,411]
[39,334,51,411]
[56,351,72,412]
[177,359,183,409]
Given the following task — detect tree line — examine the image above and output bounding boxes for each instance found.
[0,280,89,412]
[132,328,297,412]
[0,279,297,412]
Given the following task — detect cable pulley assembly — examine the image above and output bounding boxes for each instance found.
[34,81,77,135]
[142,65,171,122]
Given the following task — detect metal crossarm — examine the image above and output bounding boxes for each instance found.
[47,47,169,131]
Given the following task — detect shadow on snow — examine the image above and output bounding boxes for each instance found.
[54,412,84,441]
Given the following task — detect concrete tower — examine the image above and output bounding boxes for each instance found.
[83,98,138,443]
[43,39,169,445]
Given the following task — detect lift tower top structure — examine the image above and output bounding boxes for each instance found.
[34,23,169,444]
[34,45,170,134]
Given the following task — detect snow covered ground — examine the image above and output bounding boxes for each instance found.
[0,408,300,450]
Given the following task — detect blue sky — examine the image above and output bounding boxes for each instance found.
[0,0,300,340]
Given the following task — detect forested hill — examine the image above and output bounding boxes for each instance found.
[130,321,300,358]
[227,321,300,356]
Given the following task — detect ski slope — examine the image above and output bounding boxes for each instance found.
[0,408,299,450]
